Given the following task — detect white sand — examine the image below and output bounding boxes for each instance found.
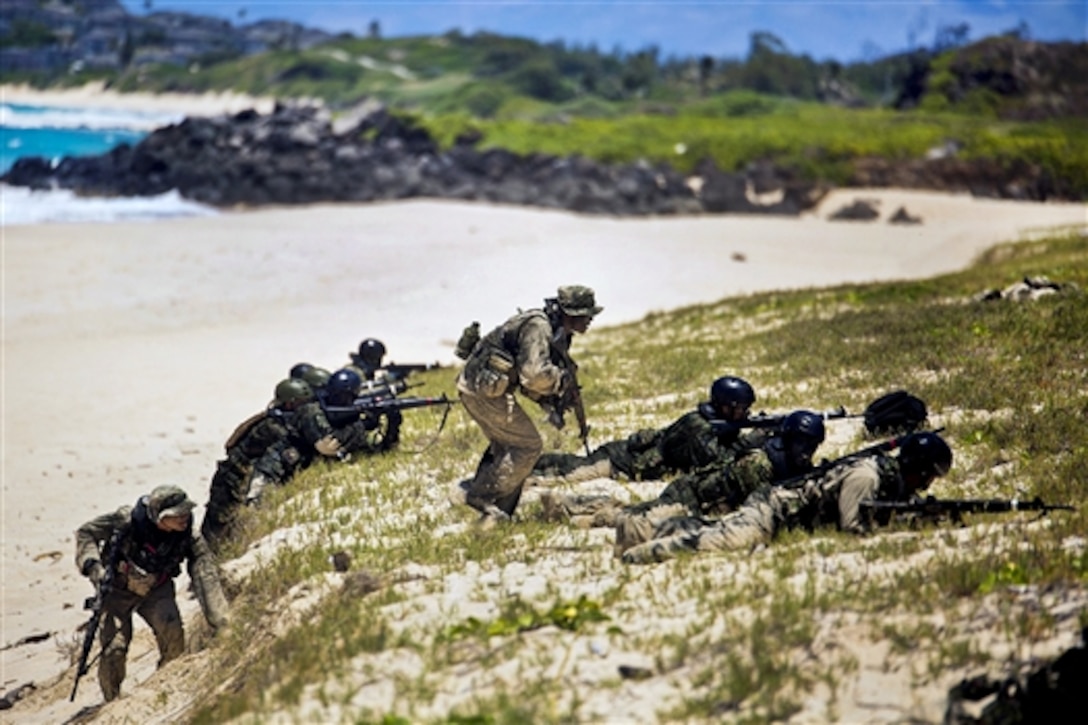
[2,188,1085,696]
[1,81,278,116]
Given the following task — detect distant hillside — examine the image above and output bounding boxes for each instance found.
[2,1,1086,121]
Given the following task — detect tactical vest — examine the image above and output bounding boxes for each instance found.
[463,309,558,397]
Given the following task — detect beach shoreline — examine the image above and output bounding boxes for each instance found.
[2,190,1085,701]
[1,81,281,117]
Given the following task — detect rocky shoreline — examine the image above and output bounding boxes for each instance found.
[2,102,1073,215]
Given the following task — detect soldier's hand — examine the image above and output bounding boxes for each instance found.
[556,370,575,398]
[315,435,342,457]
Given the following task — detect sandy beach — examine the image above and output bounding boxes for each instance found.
[2,186,1086,701]
[1,82,280,117]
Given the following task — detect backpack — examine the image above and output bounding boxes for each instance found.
[863,390,928,437]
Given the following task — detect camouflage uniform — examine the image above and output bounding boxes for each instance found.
[344,362,403,448]
[201,407,305,548]
[74,486,229,701]
[611,434,796,552]
[457,286,600,519]
[295,399,386,460]
[534,403,763,482]
[539,426,770,528]
[621,454,904,564]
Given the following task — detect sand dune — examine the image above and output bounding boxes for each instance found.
[2,189,1084,696]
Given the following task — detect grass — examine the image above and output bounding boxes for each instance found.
[185,229,1087,723]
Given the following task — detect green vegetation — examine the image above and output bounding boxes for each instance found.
[5,27,1086,196]
[184,230,1087,722]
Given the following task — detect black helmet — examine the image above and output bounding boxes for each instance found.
[327,368,362,403]
[290,362,314,379]
[710,376,756,409]
[897,432,953,480]
[781,410,827,444]
[275,378,314,407]
[300,367,331,390]
[355,338,386,366]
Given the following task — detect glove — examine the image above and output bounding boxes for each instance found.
[82,559,105,586]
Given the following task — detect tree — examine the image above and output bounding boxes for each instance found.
[933,22,970,52]
[368,20,381,40]
[698,55,714,96]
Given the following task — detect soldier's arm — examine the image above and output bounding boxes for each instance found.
[187,535,230,630]
[74,507,129,575]
[517,317,565,397]
[837,461,881,534]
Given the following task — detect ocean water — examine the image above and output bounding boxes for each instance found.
[1,101,218,225]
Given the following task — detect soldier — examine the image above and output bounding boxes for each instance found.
[532,375,760,484]
[294,368,386,460]
[201,378,314,549]
[344,341,405,448]
[74,485,229,702]
[621,431,953,564]
[544,410,826,548]
[348,338,388,381]
[454,285,602,526]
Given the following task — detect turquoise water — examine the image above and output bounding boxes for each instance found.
[0,101,177,173]
[1,102,214,225]
[1,125,148,173]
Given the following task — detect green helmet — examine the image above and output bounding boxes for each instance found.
[275,378,314,407]
[300,366,331,390]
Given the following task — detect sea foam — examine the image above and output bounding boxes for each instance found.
[1,184,218,226]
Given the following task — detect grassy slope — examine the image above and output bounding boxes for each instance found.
[163,230,1088,723]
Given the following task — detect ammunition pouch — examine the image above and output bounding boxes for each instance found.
[118,559,162,597]
[464,347,515,398]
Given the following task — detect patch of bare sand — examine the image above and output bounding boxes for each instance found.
[2,192,1084,717]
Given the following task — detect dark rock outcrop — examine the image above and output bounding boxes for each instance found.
[1,103,824,216]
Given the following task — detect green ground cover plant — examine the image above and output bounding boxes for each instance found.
[186,229,1086,723]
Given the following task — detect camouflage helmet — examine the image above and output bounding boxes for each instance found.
[290,362,315,379]
[147,485,196,522]
[556,285,603,317]
[897,432,953,480]
[300,366,331,390]
[275,377,314,407]
[710,376,756,409]
[354,338,386,366]
[781,410,827,444]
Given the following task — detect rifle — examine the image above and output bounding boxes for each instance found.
[776,428,944,490]
[546,340,591,455]
[382,362,443,382]
[323,392,454,421]
[709,406,855,435]
[70,527,125,701]
[860,495,1075,524]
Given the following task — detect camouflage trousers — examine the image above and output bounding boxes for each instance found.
[533,431,665,481]
[460,390,544,516]
[98,580,184,701]
[201,452,251,549]
[621,486,802,564]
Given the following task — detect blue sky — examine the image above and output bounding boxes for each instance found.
[121,1,1087,62]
